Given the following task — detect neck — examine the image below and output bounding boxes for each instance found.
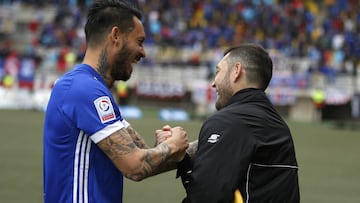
[82,49,99,71]
[82,49,114,89]
[105,78,115,89]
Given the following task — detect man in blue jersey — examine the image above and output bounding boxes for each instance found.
[43,1,189,202]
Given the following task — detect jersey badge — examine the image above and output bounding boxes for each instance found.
[94,96,116,123]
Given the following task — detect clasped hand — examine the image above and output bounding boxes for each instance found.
[155,125,189,162]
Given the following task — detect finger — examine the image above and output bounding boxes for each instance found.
[156,131,172,140]
[158,136,168,144]
[162,125,171,131]
[173,126,186,133]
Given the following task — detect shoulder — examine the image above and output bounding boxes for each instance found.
[59,70,107,98]
[203,111,231,128]
[200,110,244,138]
[200,106,256,139]
[204,104,245,125]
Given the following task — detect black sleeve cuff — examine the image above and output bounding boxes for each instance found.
[176,153,193,178]
[176,153,193,189]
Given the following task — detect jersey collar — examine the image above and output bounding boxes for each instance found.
[79,64,108,87]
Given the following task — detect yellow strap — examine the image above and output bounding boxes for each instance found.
[234,189,244,203]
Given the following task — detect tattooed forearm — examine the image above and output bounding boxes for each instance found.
[148,141,197,174]
[123,142,173,180]
[98,128,137,159]
[145,143,177,175]
[126,126,149,149]
[97,127,183,181]
[186,140,198,160]
[153,141,198,174]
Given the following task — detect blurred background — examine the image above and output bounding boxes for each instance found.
[0,0,359,202]
[0,0,359,122]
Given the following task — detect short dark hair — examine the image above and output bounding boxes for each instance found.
[85,0,143,47]
[224,44,273,90]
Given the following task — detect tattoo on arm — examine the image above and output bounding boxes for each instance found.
[127,143,173,179]
[126,126,149,149]
[186,140,198,160]
[98,128,176,180]
[146,140,199,175]
[97,128,137,159]
[145,143,178,176]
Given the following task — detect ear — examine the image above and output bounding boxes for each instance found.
[110,26,122,46]
[233,62,244,81]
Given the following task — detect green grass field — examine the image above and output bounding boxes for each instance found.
[0,108,359,203]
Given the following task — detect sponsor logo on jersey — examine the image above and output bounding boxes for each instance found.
[208,134,220,143]
[94,96,116,123]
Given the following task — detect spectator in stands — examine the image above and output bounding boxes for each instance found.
[0,0,359,93]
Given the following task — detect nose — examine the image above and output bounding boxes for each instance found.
[140,47,146,58]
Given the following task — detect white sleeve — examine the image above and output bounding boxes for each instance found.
[90,119,130,144]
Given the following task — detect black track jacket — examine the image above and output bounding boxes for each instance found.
[179,88,300,203]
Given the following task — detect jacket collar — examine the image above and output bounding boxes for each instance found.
[226,88,265,107]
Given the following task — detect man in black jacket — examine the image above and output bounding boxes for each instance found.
[178,44,300,202]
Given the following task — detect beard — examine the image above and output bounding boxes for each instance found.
[111,44,133,81]
[215,71,233,110]
[98,44,133,84]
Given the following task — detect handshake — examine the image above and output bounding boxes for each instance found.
[154,125,189,162]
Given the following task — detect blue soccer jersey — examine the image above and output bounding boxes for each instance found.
[43,64,129,203]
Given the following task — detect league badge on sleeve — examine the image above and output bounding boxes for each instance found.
[94,96,116,123]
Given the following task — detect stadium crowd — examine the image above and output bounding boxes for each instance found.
[0,0,359,90]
